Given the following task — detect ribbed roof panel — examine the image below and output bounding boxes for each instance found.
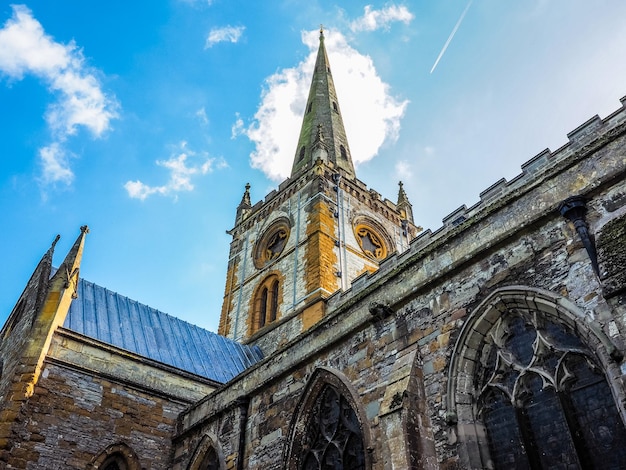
[64,278,263,383]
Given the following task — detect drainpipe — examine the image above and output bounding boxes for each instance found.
[235,395,250,470]
[558,195,599,276]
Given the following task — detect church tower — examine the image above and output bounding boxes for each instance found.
[218,29,420,343]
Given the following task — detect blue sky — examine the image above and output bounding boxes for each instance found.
[2,1,626,332]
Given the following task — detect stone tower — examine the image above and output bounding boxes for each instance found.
[218,29,420,343]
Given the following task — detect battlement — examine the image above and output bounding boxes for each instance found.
[330,95,626,309]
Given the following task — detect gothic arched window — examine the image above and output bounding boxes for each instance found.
[187,435,224,470]
[477,313,626,469]
[251,274,281,333]
[87,444,139,470]
[300,385,365,469]
[286,368,370,470]
[448,288,626,470]
[197,446,219,470]
[269,279,279,323]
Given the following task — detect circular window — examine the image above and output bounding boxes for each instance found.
[254,218,291,269]
[353,222,390,261]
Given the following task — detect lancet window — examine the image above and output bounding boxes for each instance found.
[252,274,280,332]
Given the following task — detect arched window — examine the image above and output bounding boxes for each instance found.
[269,279,279,323]
[187,435,224,470]
[448,288,626,469]
[103,460,124,470]
[286,368,370,470]
[251,274,281,333]
[197,446,219,470]
[259,287,268,328]
[332,101,338,112]
[87,443,139,470]
[480,314,626,468]
[307,102,313,114]
[299,146,306,161]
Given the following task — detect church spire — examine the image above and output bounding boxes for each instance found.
[290,27,355,178]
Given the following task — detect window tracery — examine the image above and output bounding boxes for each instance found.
[299,384,365,470]
[476,309,626,469]
[353,223,387,260]
[286,369,370,470]
[253,218,291,269]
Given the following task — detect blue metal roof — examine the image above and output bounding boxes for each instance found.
[64,278,263,383]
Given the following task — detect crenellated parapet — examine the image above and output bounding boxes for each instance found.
[328,95,626,311]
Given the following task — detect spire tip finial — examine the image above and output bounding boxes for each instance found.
[320,24,324,40]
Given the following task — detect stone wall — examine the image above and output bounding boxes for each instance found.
[220,156,415,348]
[175,107,626,468]
[5,360,187,469]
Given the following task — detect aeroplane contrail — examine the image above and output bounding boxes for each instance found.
[430,0,473,74]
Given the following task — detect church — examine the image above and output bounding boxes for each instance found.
[2,29,626,469]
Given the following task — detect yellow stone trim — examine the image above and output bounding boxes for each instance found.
[253,217,291,269]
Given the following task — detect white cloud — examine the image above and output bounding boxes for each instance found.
[350,4,414,32]
[195,106,209,125]
[395,160,413,180]
[231,113,244,139]
[0,5,118,185]
[125,142,227,200]
[205,25,245,48]
[239,29,408,181]
[38,143,73,185]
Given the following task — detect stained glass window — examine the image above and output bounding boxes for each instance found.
[300,385,365,470]
[477,311,626,469]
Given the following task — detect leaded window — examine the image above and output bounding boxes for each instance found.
[477,311,626,469]
[300,384,365,470]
